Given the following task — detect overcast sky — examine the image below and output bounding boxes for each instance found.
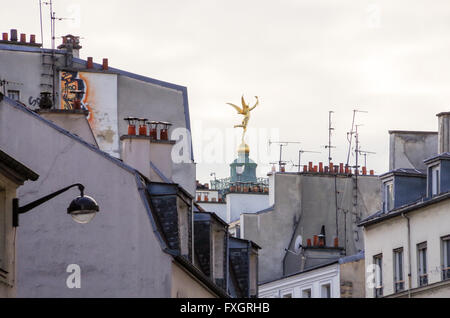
[2,0,449,183]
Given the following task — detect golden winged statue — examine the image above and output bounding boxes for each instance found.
[227,95,259,144]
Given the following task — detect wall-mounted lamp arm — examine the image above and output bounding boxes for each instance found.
[13,183,84,227]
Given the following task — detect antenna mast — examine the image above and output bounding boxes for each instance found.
[358,150,376,167]
[325,110,336,166]
[346,109,368,167]
[39,0,44,44]
[268,140,301,171]
[295,149,321,172]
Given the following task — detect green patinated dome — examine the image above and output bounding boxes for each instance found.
[230,146,257,183]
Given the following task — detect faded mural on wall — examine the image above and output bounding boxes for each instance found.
[60,70,119,157]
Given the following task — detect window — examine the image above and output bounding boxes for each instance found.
[373,254,383,297]
[431,165,440,196]
[417,242,428,286]
[442,236,450,281]
[321,283,331,298]
[7,90,19,101]
[384,181,394,212]
[302,288,312,298]
[281,291,293,298]
[393,248,404,293]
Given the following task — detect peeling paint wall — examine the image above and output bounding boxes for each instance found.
[389,131,438,171]
[60,71,119,157]
[340,258,365,298]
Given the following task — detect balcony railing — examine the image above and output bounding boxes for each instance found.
[419,274,428,286]
[443,267,450,281]
[374,286,383,298]
[394,281,404,293]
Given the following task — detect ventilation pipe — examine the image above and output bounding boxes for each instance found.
[437,112,450,153]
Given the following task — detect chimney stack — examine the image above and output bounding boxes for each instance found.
[121,118,175,182]
[437,112,450,154]
[10,29,17,41]
[57,34,82,58]
[102,58,109,71]
[87,57,93,69]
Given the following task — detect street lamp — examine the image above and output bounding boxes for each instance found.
[12,183,99,227]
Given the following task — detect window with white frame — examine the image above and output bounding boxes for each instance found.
[393,248,404,293]
[431,165,440,196]
[281,290,293,298]
[384,181,394,212]
[417,242,428,286]
[302,288,312,298]
[442,236,450,281]
[321,283,331,298]
[373,254,383,297]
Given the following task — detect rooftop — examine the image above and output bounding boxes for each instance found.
[359,191,450,227]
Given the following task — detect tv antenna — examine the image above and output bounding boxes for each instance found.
[292,149,321,172]
[268,140,301,171]
[358,150,376,167]
[353,124,364,170]
[324,110,336,165]
[41,0,74,50]
[346,109,368,167]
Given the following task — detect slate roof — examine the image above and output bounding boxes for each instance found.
[423,152,450,164]
[0,147,39,183]
[379,168,426,178]
[359,191,450,227]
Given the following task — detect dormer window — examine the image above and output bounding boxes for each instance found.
[384,181,394,212]
[431,164,440,196]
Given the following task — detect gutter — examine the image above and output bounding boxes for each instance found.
[402,213,412,298]
[359,192,450,227]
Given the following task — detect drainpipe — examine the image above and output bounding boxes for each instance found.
[191,198,195,264]
[402,213,412,298]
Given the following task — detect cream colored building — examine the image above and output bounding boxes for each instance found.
[361,112,450,298]
[362,195,450,298]
[0,149,38,297]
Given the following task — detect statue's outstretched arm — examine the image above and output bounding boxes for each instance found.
[249,96,259,111]
[226,103,244,114]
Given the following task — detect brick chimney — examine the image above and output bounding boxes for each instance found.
[58,34,82,58]
[437,112,450,154]
[0,29,41,47]
[120,119,175,182]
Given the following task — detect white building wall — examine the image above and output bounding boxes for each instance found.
[364,199,450,298]
[259,263,340,298]
[197,202,227,222]
[226,193,269,223]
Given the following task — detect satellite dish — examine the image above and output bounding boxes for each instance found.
[294,235,303,253]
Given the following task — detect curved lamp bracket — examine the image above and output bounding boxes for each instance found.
[12,183,85,227]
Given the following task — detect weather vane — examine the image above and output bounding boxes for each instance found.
[226,95,259,148]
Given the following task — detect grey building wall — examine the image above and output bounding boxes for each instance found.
[0,98,174,297]
[0,43,196,196]
[241,172,381,283]
[389,131,438,171]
